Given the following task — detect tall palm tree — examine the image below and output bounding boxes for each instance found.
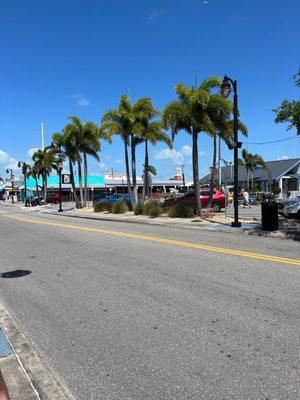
[51,130,81,208]
[64,116,110,208]
[102,95,155,205]
[162,77,232,216]
[208,119,248,207]
[32,148,58,202]
[239,149,266,189]
[119,96,157,204]
[140,121,172,201]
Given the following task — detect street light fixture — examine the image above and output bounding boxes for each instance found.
[220,75,241,228]
[6,168,14,203]
[18,161,28,206]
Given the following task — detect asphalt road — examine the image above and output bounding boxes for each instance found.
[0,207,299,400]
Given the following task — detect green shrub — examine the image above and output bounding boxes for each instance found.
[148,205,161,218]
[112,199,128,214]
[168,201,194,218]
[94,201,111,213]
[134,203,144,215]
[143,199,160,215]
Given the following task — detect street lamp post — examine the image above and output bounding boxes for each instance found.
[18,161,28,206]
[6,168,14,203]
[220,75,242,228]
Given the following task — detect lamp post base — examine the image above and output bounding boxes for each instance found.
[231,221,241,228]
[58,209,63,213]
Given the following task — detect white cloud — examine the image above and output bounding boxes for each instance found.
[276,155,289,160]
[154,145,207,165]
[27,147,40,160]
[0,150,18,171]
[148,8,163,21]
[69,93,90,106]
[115,159,123,165]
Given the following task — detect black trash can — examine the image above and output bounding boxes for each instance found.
[261,199,279,231]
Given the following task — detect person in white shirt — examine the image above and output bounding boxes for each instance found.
[241,188,251,208]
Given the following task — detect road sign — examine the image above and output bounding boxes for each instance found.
[62,174,71,184]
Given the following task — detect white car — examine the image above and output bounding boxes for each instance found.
[278,196,300,219]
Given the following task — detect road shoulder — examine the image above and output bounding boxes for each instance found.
[0,305,76,400]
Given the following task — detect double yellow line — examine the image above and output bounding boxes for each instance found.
[5,214,300,266]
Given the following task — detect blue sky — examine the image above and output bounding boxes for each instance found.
[0,0,299,180]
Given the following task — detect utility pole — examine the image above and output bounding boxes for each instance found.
[41,122,45,150]
[181,164,186,190]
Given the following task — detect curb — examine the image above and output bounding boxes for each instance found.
[41,210,298,240]
[0,305,76,400]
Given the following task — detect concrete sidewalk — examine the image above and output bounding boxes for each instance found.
[0,305,76,400]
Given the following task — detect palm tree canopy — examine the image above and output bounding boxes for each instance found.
[32,148,58,178]
[239,149,266,173]
[162,78,233,138]
[101,94,158,141]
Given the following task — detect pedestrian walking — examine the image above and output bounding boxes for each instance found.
[241,188,251,208]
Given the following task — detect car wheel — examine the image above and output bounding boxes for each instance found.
[212,202,221,212]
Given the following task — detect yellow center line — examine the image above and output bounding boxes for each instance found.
[3,214,300,266]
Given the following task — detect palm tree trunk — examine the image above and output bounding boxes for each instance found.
[43,176,47,203]
[209,135,217,207]
[78,161,84,207]
[251,172,254,191]
[35,178,39,197]
[131,134,138,205]
[69,159,78,207]
[142,140,149,203]
[124,139,134,208]
[247,170,249,189]
[192,128,201,217]
[83,152,88,207]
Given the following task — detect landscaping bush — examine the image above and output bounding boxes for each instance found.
[143,199,160,215]
[148,205,161,218]
[126,201,133,212]
[112,199,128,214]
[94,201,111,213]
[168,201,194,218]
[134,203,144,215]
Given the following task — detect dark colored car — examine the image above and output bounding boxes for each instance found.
[173,189,226,212]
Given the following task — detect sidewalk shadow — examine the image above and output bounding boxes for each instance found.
[0,270,32,278]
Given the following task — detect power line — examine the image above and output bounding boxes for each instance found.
[244,134,299,145]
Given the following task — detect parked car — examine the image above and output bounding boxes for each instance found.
[97,193,133,204]
[46,193,60,204]
[93,193,110,203]
[278,196,300,219]
[172,189,226,212]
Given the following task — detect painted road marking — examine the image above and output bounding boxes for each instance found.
[3,214,300,266]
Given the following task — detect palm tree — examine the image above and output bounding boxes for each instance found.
[51,130,81,208]
[208,120,248,207]
[141,121,172,201]
[119,96,157,204]
[64,116,110,208]
[32,148,58,202]
[27,164,40,197]
[162,77,232,216]
[102,95,155,205]
[239,149,266,189]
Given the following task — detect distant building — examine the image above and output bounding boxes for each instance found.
[200,158,300,198]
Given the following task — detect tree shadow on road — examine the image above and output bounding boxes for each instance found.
[0,270,32,278]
